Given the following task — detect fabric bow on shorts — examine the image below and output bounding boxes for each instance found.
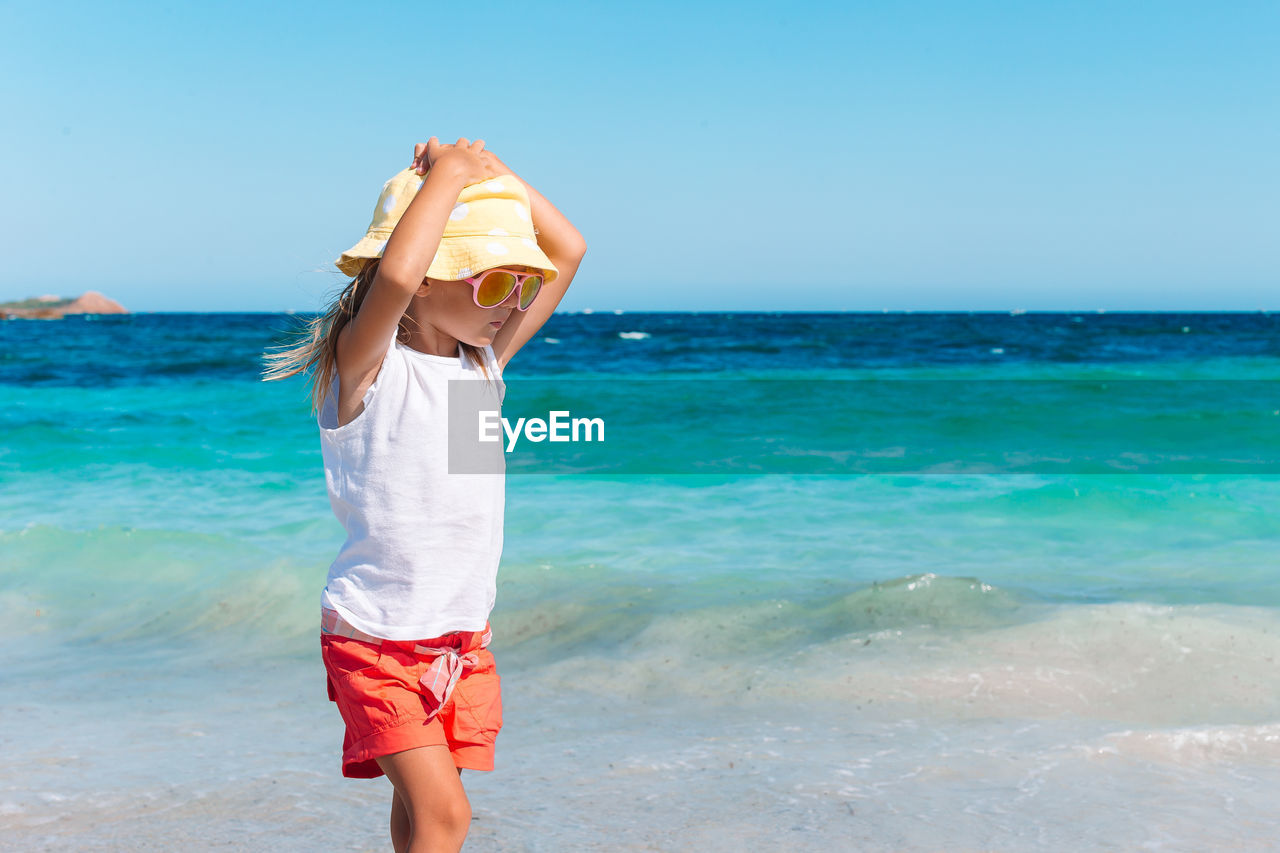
[411,628,493,717]
[320,607,504,777]
[320,607,491,721]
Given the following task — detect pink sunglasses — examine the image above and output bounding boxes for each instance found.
[462,268,545,311]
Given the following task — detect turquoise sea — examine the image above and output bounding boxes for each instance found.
[3,310,1279,851]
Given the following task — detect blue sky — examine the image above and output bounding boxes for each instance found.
[2,0,1276,312]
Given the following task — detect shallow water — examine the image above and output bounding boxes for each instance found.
[2,311,1279,850]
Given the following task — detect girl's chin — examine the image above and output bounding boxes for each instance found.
[463,331,497,347]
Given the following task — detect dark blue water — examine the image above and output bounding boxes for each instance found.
[3,311,1280,849]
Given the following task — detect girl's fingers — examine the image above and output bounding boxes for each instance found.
[416,137,442,173]
[412,136,484,174]
[414,140,434,173]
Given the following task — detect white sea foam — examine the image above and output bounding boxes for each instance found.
[1085,722,1280,765]
[520,599,1280,728]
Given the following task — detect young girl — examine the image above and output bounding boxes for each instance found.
[264,137,587,853]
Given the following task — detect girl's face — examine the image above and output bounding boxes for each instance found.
[412,265,542,347]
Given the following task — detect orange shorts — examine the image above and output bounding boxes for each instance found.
[321,621,503,778]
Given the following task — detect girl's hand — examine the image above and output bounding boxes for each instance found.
[411,138,450,174]
[413,137,499,186]
[412,139,511,179]
[476,149,515,177]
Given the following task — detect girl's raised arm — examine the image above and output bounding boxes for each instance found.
[465,153,587,369]
[337,151,478,386]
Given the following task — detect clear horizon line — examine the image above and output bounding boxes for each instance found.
[115,307,1280,315]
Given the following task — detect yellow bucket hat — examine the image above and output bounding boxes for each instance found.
[335,166,559,285]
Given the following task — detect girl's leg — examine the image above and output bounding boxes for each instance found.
[377,745,471,853]
[390,768,463,853]
[390,788,411,853]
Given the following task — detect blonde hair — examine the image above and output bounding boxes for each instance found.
[261,258,495,415]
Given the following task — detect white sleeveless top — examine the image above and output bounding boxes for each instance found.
[317,333,506,641]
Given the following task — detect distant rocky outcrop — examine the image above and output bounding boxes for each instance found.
[0,291,128,319]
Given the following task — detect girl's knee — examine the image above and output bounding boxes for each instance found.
[410,796,470,841]
[377,746,471,840]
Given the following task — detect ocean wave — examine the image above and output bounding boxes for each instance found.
[0,523,324,647]
[1083,722,1280,765]
[6,519,1280,732]
[511,598,1280,727]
